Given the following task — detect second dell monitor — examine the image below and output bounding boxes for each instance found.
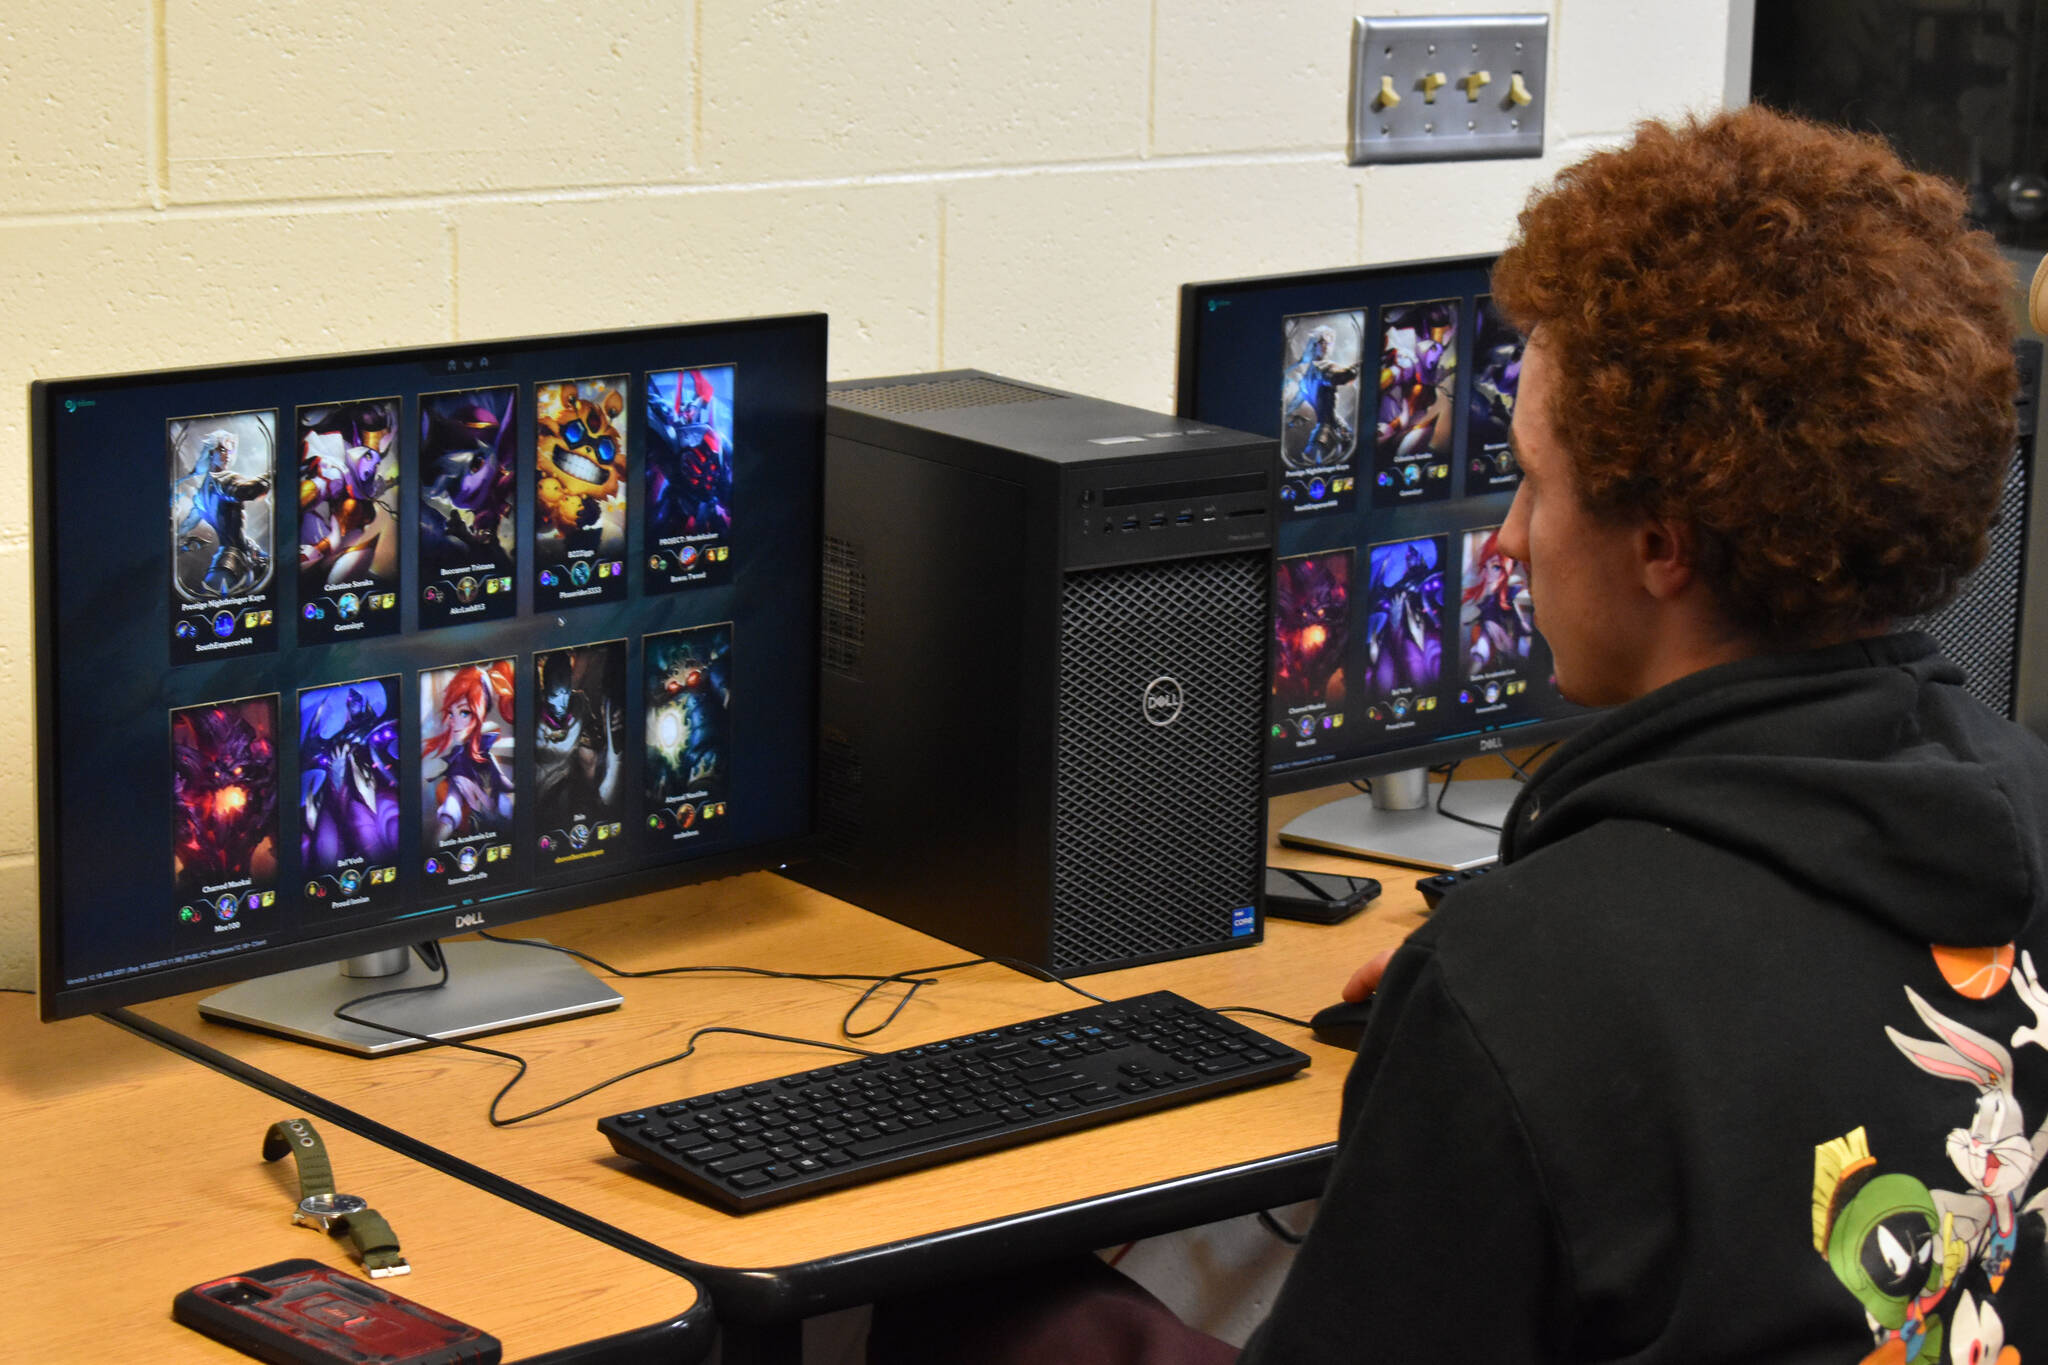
[1179,254,1585,792]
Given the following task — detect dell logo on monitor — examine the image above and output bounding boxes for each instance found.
[1142,676,1185,727]
[453,911,487,929]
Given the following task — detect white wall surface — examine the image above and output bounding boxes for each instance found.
[0,1,1734,989]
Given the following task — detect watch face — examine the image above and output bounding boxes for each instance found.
[300,1192,370,1217]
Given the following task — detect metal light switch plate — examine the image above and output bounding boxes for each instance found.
[1349,14,1548,165]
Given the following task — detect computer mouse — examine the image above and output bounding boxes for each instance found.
[1308,997,1376,1051]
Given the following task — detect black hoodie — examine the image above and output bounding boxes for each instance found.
[1240,634,2048,1364]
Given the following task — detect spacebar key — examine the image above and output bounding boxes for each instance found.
[847,1111,1004,1160]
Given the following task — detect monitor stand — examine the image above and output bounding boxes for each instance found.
[1276,767,1519,871]
[197,939,623,1057]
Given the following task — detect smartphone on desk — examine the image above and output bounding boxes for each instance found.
[1263,867,1381,924]
[173,1258,500,1365]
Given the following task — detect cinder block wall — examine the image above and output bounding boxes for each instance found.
[0,1,1735,988]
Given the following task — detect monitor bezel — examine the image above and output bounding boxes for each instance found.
[33,313,827,1020]
[1175,255,1594,798]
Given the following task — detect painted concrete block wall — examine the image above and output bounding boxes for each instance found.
[0,1,1733,990]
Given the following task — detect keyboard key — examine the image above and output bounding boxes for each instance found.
[848,1111,1003,1159]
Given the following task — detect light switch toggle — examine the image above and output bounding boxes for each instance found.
[1460,70,1491,101]
[1375,75,1402,110]
[1508,72,1534,107]
[1421,71,1448,103]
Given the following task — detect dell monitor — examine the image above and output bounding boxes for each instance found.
[34,314,825,1051]
[1178,255,1590,868]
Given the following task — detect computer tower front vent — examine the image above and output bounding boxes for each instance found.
[831,376,1060,415]
[1050,552,1268,972]
[1911,447,2031,719]
[816,725,865,866]
[821,535,866,678]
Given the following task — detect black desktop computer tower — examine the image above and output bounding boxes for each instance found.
[1911,339,2047,736]
[794,372,1274,974]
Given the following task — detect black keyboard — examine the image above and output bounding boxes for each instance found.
[598,990,1312,1211]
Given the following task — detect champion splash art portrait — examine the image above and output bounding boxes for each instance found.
[1363,536,1445,715]
[645,366,736,592]
[1465,297,1525,493]
[1271,551,1352,756]
[1373,299,1458,509]
[1279,311,1365,516]
[418,386,518,628]
[534,376,629,610]
[168,410,280,663]
[171,694,280,914]
[297,398,401,643]
[534,641,626,877]
[1459,527,1534,678]
[644,624,731,845]
[297,677,401,912]
[420,658,517,892]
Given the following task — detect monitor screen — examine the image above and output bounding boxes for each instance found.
[35,314,825,1019]
[1178,255,1588,795]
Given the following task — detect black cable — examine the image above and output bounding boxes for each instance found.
[328,946,885,1127]
[1429,761,1503,835]
[473,927,942,1034]
[1216,1004,1315,1031]
[329,938,1278,1129]
[0,986,33,995]
[1349,778,1373,795]
[1257,1208,1307,1246]
[1500,742,1556,784]
[839,954,1112,1038]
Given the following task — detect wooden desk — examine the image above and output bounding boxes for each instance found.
[0,995,709,1363]
[127,787,1430,1362]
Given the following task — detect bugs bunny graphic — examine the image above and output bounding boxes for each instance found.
[1887,957,2048,1298]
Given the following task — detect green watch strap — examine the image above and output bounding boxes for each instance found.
[262,1117,335,1202]
[339,1209,410,1278]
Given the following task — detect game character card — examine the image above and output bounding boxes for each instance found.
[534,376,629,610]
[1271,551,1351,759]
[1278,312,1364,518]
[171,694,279,935]
[420,657,518,896]
[644,366,736,593]
[643,624,731,846]
[1372,299,1459,508]
[1464,297,1524,493]
[418,387,517,629]
[1361,535,1446,732]
[297,676,402,914]
[297,399,402,643]
[168,410,279,664]
[1456,527,1536,717]
[533,640,627,879]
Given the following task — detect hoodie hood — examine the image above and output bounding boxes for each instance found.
[1501,633,2048,947]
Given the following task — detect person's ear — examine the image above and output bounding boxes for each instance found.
[1634,516,1697,601]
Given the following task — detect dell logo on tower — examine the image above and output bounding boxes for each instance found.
[1142,676,1185,727]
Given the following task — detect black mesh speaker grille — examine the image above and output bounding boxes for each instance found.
[833,377,1059,414]
[821,535,865,678]
[816,725,863,866]
[1909,447,2032,718]
[1051,552,1267,972]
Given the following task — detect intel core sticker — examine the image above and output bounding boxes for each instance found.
[1231,905,1256,937]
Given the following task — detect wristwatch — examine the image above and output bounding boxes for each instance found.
[262,1117,411,1277]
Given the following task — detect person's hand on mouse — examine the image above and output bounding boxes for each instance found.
[1342,948,1396,1003]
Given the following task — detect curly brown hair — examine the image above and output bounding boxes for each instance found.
[1490,105,2017,646]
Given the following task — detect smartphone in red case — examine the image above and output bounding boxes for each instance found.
[173,1258,500,1364]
